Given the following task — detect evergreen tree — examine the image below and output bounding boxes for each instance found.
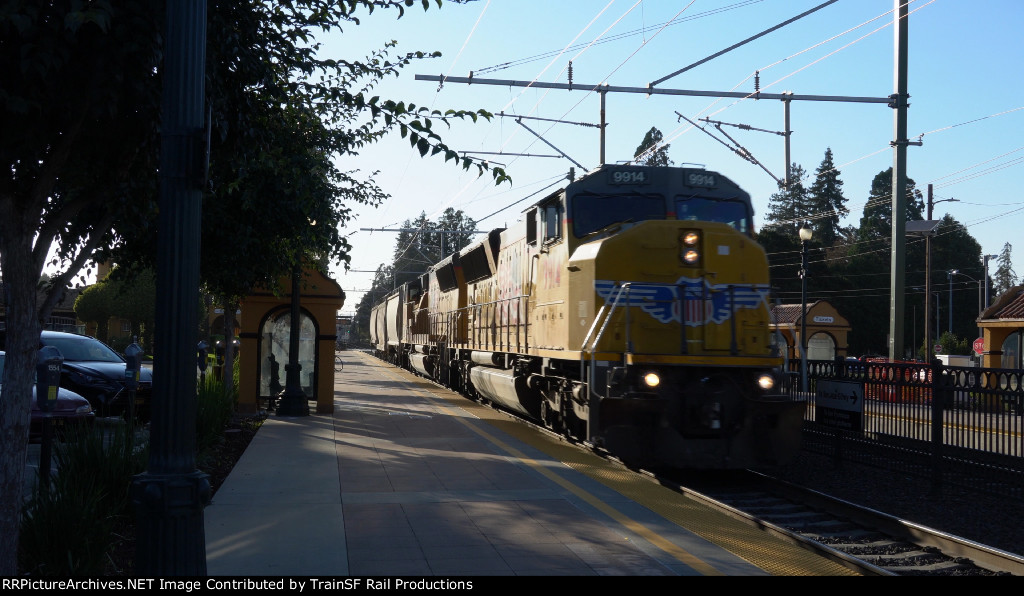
[435,208,478,258]
[993,242,1018,296]
[633,127,673,167]
[393,212,435,284]
[763,163,810,237]
[807,148,848,246]
[857,168,924,243]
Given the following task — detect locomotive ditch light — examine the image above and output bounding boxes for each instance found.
[757,373,776,391]
[680,230,701,265]
[643,371,661,388]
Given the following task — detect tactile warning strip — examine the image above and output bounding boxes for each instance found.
[357,352,860,576]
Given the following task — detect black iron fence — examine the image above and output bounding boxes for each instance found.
[786,358,1024,498]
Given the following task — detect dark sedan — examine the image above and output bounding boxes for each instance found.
[39,330,153,421]
[0,351,96,442]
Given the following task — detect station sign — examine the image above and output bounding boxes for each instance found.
[815,379,864,432]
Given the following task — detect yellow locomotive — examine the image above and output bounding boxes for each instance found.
[371,164,805,469]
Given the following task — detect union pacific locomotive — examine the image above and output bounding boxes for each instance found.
[370,164,805,470]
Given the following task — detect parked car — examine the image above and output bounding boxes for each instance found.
[38,330,153,421]
[0,351,96,442]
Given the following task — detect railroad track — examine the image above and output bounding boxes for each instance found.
[660,469,1024,576]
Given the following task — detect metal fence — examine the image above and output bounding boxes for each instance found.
[787,358,1024,498]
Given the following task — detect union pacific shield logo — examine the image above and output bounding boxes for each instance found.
[594,278,771,326]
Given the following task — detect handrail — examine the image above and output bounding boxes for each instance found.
[580,282,633,401]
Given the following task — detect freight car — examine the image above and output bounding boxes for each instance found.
[370,163,805,470]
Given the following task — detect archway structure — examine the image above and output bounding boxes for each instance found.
[770,300,851,363]
[237,266,344,414]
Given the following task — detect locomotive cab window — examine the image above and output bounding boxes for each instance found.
[542,202,562,244]
[526,207,538,245]
[571,192,665,238]
[675,197,752,235]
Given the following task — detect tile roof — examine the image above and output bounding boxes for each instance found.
[770,302,818,325]
[986,286,1024,320]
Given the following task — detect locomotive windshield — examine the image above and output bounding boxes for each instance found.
[571,192,666,238]
[675,196,752,235]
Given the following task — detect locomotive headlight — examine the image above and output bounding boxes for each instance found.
[680,230,700,265]
[757,373,776,391]
[642,372,661,388]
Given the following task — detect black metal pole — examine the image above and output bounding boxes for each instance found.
[130,0,210,575]
[800,238,809,393]
[276,264,309,416]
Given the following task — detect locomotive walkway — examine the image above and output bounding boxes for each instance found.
[203,350,855,576]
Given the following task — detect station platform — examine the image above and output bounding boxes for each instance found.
[203,350,859,577]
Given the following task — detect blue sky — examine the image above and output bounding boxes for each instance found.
[323,0,1024,313]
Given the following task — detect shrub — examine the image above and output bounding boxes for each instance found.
[19,422,148,575]
[196,375,237,455]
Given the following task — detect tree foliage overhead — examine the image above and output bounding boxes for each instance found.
[0,0,506,574]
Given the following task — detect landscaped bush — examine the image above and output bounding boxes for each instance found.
[19,422,148,576]
[196,375,237,455]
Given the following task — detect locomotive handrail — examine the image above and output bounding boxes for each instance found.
[581,282,633,401]
[448,294,529,354]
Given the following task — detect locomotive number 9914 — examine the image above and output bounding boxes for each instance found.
[685,172,716,187]
[609,170,647,184]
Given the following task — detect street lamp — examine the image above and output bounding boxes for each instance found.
[798,225,812,393]
[983,254,998,309]
[907,214,943,361]
[947,269,957,334]
[949,270,983,341]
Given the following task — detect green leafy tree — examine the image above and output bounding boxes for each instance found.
[633,127,673,167]
[110,268,156,354]
[74,280,117,343]
[992,242,1018,297]
[806,148,848,247]
[0,0,505,574]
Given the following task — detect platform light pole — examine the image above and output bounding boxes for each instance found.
[798,225,812,393]
[983,254,998,310]
[131,0,210,575]
[277,263,310,417]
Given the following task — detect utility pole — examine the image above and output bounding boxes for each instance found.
[888,0,915,361]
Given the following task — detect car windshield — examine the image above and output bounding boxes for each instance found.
[41,335,123,363]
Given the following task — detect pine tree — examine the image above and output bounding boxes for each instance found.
[857,168,924,242]
[633,127,673,166]
[807,148,848,247]
[993,242,1018,297]
[763,163,810,237]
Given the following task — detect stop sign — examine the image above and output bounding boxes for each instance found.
[973,337,985,355]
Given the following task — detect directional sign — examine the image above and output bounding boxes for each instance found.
[973,337,985,355]
[815,379,864,432]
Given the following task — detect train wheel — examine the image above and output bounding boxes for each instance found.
[540,399,563,433]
